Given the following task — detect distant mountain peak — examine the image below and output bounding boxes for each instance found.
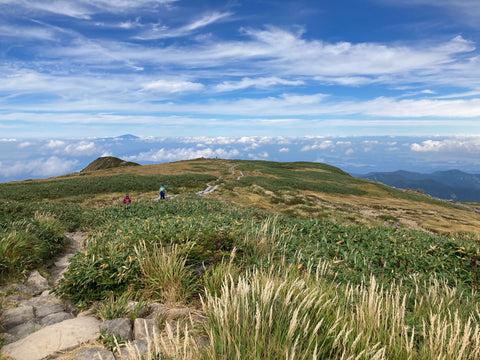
[115,134,139,140]
[81,156,140,172]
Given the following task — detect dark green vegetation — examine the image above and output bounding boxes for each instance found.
[3,158,480,358]
[1,158,479,292]
[52,196,480,306]
[0,173,215,202]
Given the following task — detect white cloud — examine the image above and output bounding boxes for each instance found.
[127,147,240,162]
[215,77,304,92]
[45,140,66,149]
[411,137,480,153]
[301,141,334,151]
[43,140,98,155]
[2,156,78,178]
[0,24,57,40]
[248,151,269,159]
[0,0,178,19]
[142,79,204,93]
[18,141,33,148]
[361,97,480,117]
[135,11,231,40]
[279,147,289,152]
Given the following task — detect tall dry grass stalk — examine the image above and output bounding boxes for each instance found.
[134,240,196,306]
[117,317,201,360]
[200,266,480,360]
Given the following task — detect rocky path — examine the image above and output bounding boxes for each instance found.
[196,163,243,196]
[1,232,203,360]
[0,232,104,360]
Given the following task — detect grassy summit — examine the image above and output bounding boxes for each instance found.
[80,156,140,172]
[2,158,480,358]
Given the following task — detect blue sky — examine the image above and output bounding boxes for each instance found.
[1,0,480,181]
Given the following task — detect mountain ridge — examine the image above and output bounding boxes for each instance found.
[358,169,480,201]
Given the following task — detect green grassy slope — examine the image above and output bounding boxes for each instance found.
[3,158,480,359]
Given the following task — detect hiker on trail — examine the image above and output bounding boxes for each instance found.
[123,193,131,204]
[159,185,166,200]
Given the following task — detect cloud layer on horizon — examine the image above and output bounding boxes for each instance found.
[2,135,480,183]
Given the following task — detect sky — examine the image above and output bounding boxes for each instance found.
[1,0,480,182]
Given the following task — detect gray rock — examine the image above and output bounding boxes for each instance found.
[75,346,115,360]
[8,320,40,339]
[35,303,65,318]
[148,302,168,314]
[195,335,209,348]
[133,318,160,340]
[100,318,132,341]
[26,270,50,292]
[1,316,101,360]
[5,295,26,305]
[118,339,149,359]
[0,332,18,345]
[167,307,191,319]
[20,293,62,308]
[1,306,35,330]
[127,301,148,318]
[146,302,167,319]
[165,320,177,334]
[14,284,41,296]
[39,311,72,326]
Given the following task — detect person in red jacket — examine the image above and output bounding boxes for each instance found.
[123,193,131,204]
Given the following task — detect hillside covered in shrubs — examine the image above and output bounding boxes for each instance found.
[2,158,480,359]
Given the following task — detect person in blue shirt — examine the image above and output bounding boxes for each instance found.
[159,185,166,200]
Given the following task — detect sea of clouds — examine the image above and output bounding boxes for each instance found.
[1,135,480,183]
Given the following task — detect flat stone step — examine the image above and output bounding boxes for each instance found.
[1,316,101,360]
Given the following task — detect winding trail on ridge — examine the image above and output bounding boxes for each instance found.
[196,163,244,196]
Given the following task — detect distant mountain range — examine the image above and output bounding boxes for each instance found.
[357,170,480,202]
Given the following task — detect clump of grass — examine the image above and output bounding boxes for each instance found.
[0,213,67,283]
[134,241,197,306]
[95,292,146,323]
[202,247,239,297]
[201,269,340,359]
[0,229,40,281]
[98,329,127,352]
[200,266,480,360]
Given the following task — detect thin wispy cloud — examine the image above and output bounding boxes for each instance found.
[0,0,178,19]
[215,77,304,92]
[134,11,232,40]
[1,0,480,182]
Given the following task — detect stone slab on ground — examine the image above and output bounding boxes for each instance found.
[118,339,149,360]
[26,270,50,293]
[75,346,115,360]
[100,318,133,341]
[39,311,73,326]
[1,316,101,360]
[1,306,35,330]
[133,318,160,340]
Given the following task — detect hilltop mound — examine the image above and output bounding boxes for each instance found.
[81,156,139,172]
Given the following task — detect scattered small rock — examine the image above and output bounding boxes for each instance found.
[75,346,115,360]
[26,270,50,293]
[100,318,133,341]
[133,318,160,340]
[1,306,35,330]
